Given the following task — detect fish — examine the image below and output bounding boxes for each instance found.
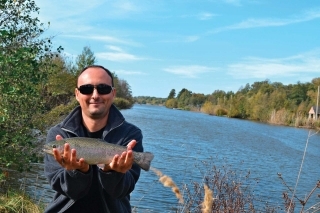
[43,137,154,171]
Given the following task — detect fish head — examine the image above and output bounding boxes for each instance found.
[43,140,66,155]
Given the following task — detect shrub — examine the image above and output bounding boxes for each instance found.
[215,108,228,116]
[165,98,178,109]
[113,97,133,109]
[201,101,215,115]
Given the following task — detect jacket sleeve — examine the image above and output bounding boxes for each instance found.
[44,126,93,200]
[98,127,143,199]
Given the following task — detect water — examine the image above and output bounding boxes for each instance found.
[122,105,320,212]
[4,104,320,212]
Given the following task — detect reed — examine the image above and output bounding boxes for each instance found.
[150,167,184,204]
[201,184,213,213]
[177,162,261,213]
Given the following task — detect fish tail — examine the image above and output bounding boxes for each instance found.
[135,152,154,171]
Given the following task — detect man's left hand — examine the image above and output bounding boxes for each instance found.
[101,140,137,173]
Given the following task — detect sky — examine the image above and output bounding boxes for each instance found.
[34,0,320,98]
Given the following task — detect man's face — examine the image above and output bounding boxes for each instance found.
[75,67,115,120]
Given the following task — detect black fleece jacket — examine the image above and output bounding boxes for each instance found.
[44,105,143,213]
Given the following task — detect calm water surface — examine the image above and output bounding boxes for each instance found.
[9,104,320,212]
[122,104,320,212]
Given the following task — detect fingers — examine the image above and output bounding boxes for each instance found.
[53,142,89,173]
[56,135,63,140]
[127,140,137,150]
[63,143,70,163]
[104,140,136,173]
[107,149,134,173]
[53,148,63,164]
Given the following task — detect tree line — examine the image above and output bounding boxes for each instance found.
[0,0,133,172]
[163,78,320,128]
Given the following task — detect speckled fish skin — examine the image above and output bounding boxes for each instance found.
[43,137,154,171]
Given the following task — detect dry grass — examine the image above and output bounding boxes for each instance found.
[0,191,44,213]
[201,184,213,213]
[151,167,184,204]
[178,163,260,213]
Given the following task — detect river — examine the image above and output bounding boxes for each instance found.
[5,104,320,212]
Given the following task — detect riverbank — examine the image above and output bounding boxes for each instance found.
[186,105,320,131]
[0,190,44,213]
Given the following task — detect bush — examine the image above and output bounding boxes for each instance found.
[215,108,228,116]
[113,97,133,109]
[32,98,79,132]
[165,98,178,109]
[201,101,215,115]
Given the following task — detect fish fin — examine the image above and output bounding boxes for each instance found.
[136,152,154,171]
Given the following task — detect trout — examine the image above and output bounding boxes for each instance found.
[43,137,154,171]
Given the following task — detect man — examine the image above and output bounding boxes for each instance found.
[44,65,143,213]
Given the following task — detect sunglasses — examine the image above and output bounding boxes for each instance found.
[77,84,114,95]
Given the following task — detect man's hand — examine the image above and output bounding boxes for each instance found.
[53,135,90,173]
[102,140,137,173]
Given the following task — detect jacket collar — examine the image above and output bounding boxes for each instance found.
[61,104,125,137]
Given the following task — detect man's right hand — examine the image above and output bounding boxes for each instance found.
[53,135,90,173]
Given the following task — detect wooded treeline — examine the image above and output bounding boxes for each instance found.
[163,79,320,127]
[0,0,133,172]
[134,96,166,105]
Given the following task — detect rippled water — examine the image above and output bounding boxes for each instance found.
[122,105,320,212]
[5,104,320,212]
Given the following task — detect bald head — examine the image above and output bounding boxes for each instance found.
[78,65,114,87]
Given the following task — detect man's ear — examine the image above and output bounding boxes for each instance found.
[112,87,116,98]
[75,88,79,102]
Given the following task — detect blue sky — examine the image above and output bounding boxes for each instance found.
[35,0,320,98]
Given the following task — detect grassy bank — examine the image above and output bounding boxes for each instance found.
[0,190,44,213]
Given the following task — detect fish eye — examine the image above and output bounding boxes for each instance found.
[52,145,56,148]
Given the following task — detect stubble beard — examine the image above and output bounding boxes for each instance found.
[88,107,108,119]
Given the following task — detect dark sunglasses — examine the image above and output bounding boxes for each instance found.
[77,84,113,95]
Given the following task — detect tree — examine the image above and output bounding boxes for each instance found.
[0,0,56,171]
[112,72,134,108]
[115,79,133,101]
[287,82,311,105]
[43,54,77,109]
[165,98,178,109]
[75,46,96,75]
[167,89,176,99]
[177,88,192,109]
[311,77,320,87]
[238,83,251,94]
[190,93,206,109]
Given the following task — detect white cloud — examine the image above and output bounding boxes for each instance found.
[185,36,200,42]
[181,12,218,21]
[108,45,124,52]
[227,49,320,79]
[96,52,141,62]
[96,46,144,62]
[62,35,140,47]
[112,1,141,13]
[161,35,200,43]
[198,12,217,20]
[210,8,320,33]
[115,69,146,75]
[164,65,215,78]
[36,0,103,19]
